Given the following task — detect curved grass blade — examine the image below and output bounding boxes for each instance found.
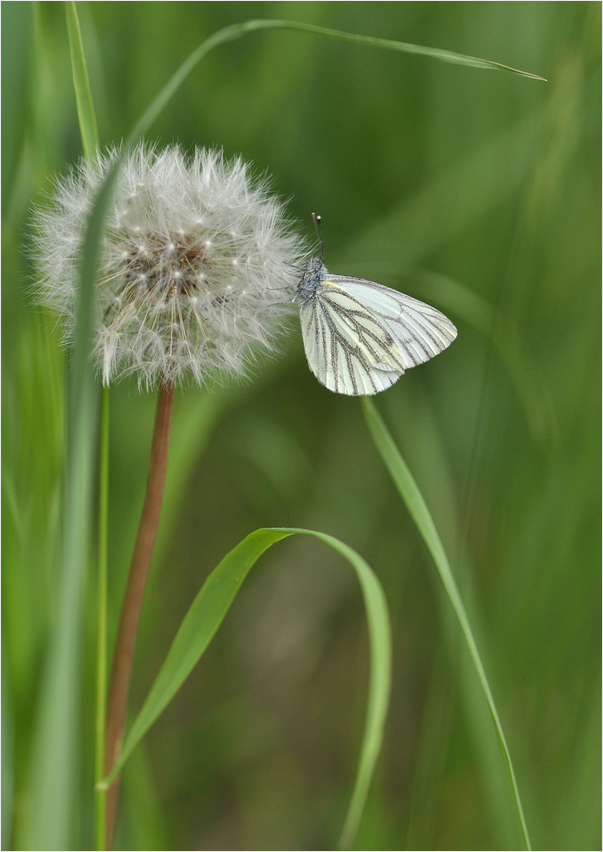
[361,397,531,850]
[254,20,546,80]
[126,18,544,148]
[101,528,392,850]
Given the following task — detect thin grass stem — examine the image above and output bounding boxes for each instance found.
[104,382,175,849]
[94,387,109,850]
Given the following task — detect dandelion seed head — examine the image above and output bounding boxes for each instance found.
[32,144,308,389]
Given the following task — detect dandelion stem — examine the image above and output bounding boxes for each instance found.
[104,381,175,848]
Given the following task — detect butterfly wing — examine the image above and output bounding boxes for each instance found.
[333,275,458,369]
[299,275,457,396]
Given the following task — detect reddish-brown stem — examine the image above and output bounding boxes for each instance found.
[103,381,175,848]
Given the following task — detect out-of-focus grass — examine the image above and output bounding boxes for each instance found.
[2,2,600,850]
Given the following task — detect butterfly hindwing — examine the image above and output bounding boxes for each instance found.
[329,275,458,369]
[299,279,410,395]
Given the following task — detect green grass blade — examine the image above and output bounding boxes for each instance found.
[65,1,99,158]
[65,7,106,844]
[27,9,104,845]
[257,20,546,80]
[305,531,392,851]
[361,397,531,850]
[27,246,100,847]
[26,375,97,850]
[103,527,392,850]
[94,387,109,851]
[126,18,543,147]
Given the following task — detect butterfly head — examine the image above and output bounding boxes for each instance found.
[293,214,328,302]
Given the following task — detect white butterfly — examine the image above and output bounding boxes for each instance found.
[294,217,457,396]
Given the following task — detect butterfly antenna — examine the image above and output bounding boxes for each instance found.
[312,212,324,261]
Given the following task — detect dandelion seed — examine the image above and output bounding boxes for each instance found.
[32,144,308,389]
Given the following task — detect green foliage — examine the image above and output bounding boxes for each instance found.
[106,527,391,850]
[2,2,600,850]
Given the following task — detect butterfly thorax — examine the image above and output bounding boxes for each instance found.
[295,257,327,303]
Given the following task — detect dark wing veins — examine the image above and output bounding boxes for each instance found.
[318,294,406,393]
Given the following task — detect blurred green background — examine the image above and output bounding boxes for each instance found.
[2,2,600,849]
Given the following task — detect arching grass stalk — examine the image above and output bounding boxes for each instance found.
[361,397,531,850]
[100,528,392,851]
[103,381,174,848]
